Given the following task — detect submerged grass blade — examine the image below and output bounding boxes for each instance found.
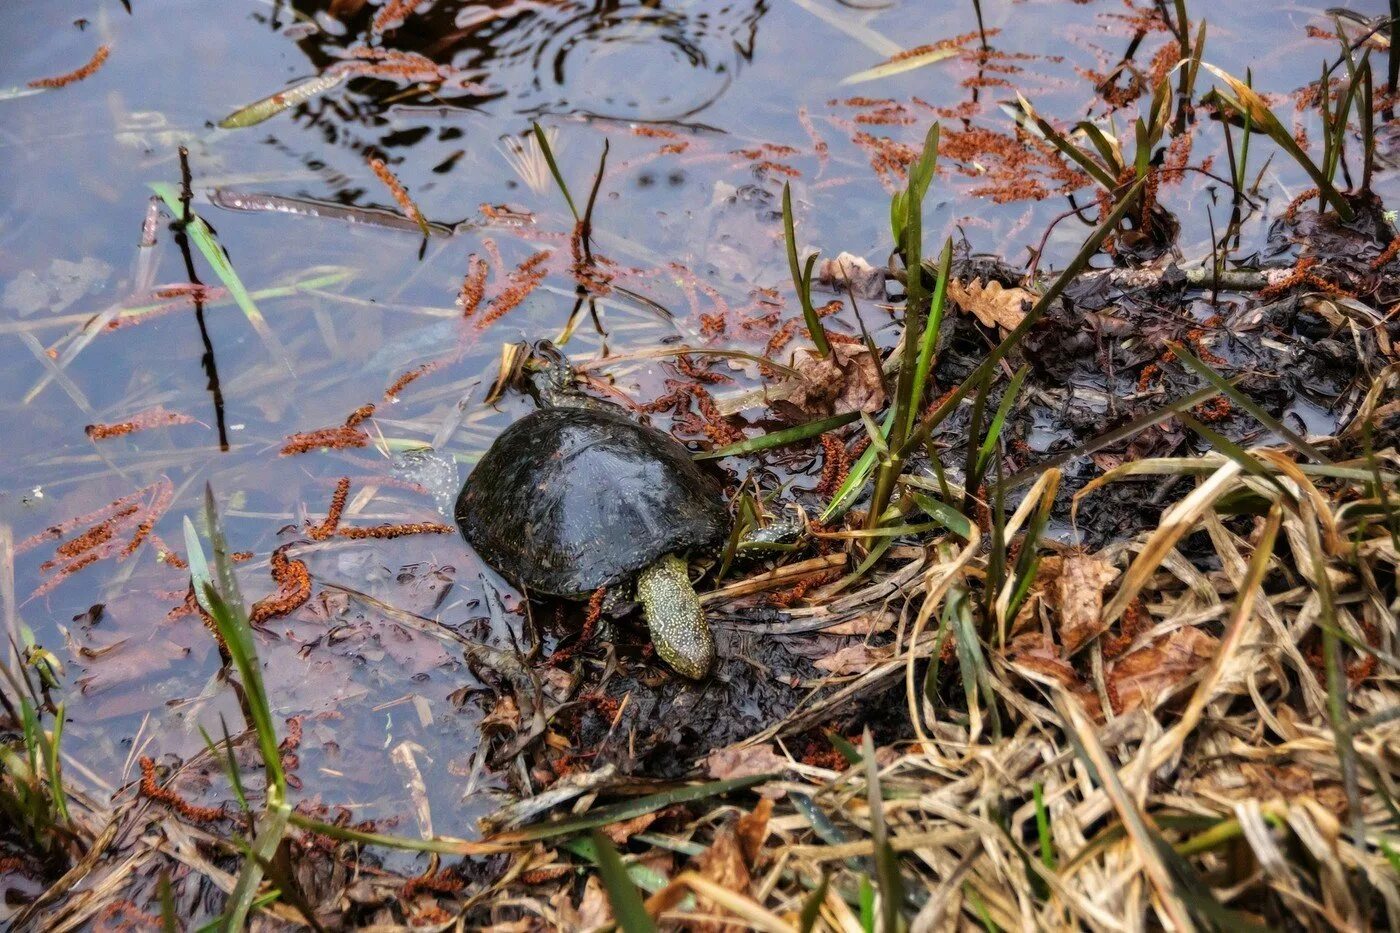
[151,183,292,372]
[218,71,349,129]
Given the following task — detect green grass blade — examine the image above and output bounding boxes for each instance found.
[821,410,894,522]
[858,874,875,933]
[1033,782,1055,870]
[532,122,579,220]
[1176,412,1293,500]
[902,175,1148,460]
[973,365,1029,480]
[910,239,951,410]
[695,411,859,460]
[784,182,830,358]
[220,801,290,932]
[590,830,658,933]
[798,871,830,933]
[150,183,292,372]
[184,494,286,799]
[906,490,973,541]
[863,730,904,932]
[159,870,178,933]
[45,703,68,823]
[1013,95,1119,190]
[1168,342,1330,462]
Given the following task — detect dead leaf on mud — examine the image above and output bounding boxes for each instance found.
[770,343,886,422]
[820,610,896,636]
[1050,553,1120,655]
[480,694,520,734]
[814,641,891,675]
[948,278,1034,330]
[735,797,773,864]
[577,875,612,930]
[688,799,772,931]
[707,743,786,783]
[1108,626,1218,712]
[1006,631,1080,691]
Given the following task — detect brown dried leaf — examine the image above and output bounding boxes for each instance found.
[814,641,891,675]
[771,343,886,422]
[821,611,896,636]
[479,694,520,733]
[1052,553,1119,655]
[735,798,773,865]
[1006,632,1080,691]
[577,874,612,929]
[706,743,786,783]
[948,279,1034,330]
[1108,627,1218,713]
[690,805,771,931]
[599,811,660,845]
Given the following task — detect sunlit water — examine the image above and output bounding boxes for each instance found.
[0,0,1388,849]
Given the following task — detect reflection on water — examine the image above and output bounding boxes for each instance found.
[284,0,767,122]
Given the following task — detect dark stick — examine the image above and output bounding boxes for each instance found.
[174,147,230,451]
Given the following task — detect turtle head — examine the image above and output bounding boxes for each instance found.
[635,554,715,679]
[528,340,579,408]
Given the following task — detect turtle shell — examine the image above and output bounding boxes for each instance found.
[456,406,729,597]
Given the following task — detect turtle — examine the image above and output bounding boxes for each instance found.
[455,348,730,679]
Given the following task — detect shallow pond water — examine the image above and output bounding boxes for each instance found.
[0,0,1390,856]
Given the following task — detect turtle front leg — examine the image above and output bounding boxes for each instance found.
[635,554,714,679]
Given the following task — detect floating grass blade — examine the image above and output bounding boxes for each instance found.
[151,183,292,372]
[591,830,658,933]
[694,411,858,460]
[783,182,830,358]
[841,46,958,85]
[219,71,349,129]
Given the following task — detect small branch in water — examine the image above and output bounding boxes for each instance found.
[173,147,230,452]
